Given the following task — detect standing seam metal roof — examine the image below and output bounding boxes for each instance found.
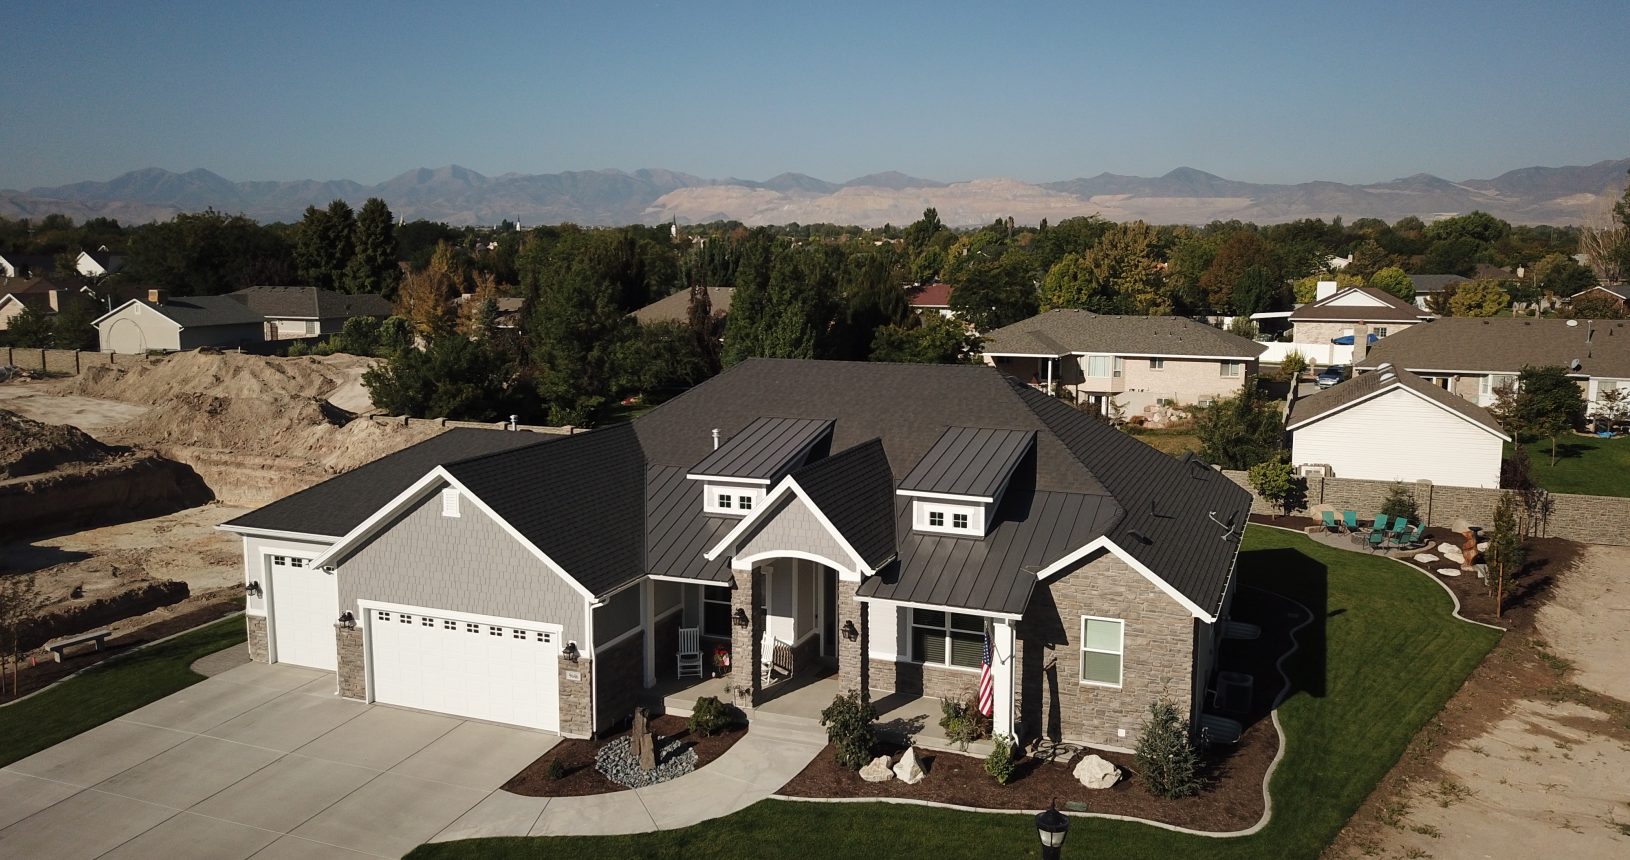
[687,416,833,481]
[898,427,1034,500]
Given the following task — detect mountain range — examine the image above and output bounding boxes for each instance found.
[3,159,1625,228]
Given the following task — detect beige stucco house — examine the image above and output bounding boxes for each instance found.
[1289,285,1433,344]
[93,290,267,353]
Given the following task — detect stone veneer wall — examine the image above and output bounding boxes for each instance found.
[1223,469,1630,546]
[1015,550,1195,750]
[594,631,645,731]
[558,654,593,738]
[727,568,761,710]
[868,658,983,703]
[246,615,268,662]
[335,624,365,699]
[835,579,869,701]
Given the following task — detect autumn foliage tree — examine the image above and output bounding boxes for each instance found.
[396,242,461,339]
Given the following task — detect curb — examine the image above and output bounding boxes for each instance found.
[0,610,245,709]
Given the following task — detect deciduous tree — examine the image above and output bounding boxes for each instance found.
[1194,378,1283,469]
[1447,279,1510,317]
[1368,267,1415,302]
[1485,492,1525,619]
[869,313,982,364]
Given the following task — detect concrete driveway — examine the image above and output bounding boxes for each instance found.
[0,661,558,859]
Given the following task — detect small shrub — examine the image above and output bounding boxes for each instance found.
[688,695,732,738]
[1380,483,1420,523]
[547,758,566,780]
[819,690,877,771]
[938,695,991,751]
[1279,350,1308,381]
[286,340,311,357]
[1134,699,1201,799]
[1247,460,1304,516]
[984,735,1017,785]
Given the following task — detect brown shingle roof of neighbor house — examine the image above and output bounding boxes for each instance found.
[980,309,1267,359]
[1289,286,1432,323]
[1286,363,1508,438]
[906,282,953,308]
[1356,317,1630,378]
[1408,274,1469,295]
[631,287,733,324]
[229,286,394,320]
[1573,283,1630,301]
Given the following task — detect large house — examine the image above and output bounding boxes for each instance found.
[1357,317,1630,412]
[229,286,394,340]
[1289,285,1433,344]
[1288,363,1509,488]
[93,290,268,353]
[980,309,1266,419]
[218,360,1252,749]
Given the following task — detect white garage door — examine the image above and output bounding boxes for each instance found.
[368,608,560,732]
[267,555,338,670]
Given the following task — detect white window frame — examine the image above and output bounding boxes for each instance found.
[1085,355,1124,378]
[1219,361,1243,378]
[1149,358,1165,371]
[704,483,762,516]
[1373,326,1388,338]
[1480,373,1518,398]
[913,501,982,535]
[910,609,986,671]
[1080,615,1124,688]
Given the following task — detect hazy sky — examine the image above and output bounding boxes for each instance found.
[5,1,1628,189]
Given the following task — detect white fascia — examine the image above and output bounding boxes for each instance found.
[702,475,875,576]
[1032,535,1216,623]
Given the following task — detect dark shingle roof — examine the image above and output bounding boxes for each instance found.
[631,287,733,324]
[898,426,1034,501]
[1409,274,1469,295]
[443,424,646,597]
[1287,364,1506,437]
[788,439,896,570]
[230,286,394,320]
[1290,286,1430,323]
[687,417,833,482]
[124,295,267,328]
[222,429,554,537]
[981,309,1267,358]
[1357,317,1630,378]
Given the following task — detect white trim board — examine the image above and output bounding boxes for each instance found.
[1032,536,1217,623]
[703,475,882,577]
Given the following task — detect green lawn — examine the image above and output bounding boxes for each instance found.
[408,528,1500,860]
[1127,428,1201,457]
[0,616,246,768]
[1511,434,1630,497]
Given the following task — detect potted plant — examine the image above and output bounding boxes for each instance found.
[711,644,731,677]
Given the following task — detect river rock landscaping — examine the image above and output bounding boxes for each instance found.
[502,713,748,797]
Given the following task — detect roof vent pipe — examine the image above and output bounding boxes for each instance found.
[711,428,721,450]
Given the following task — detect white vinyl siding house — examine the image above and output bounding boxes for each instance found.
[1291,387,1507,488]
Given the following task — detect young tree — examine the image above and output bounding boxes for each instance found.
[1514,365,1587,465]
[1194,378,1284,469]
[1134,699,1201,799]
[1379,482,1420,523]
[1592,386,1629,427]
[1448,279,1511,317]
[1279,350,1309,381]
[1228,316,1259,340]
[1247,460,1303,517]
[1485,492,1526,619]
[1368,267,1415,302]
[0,574,47,698]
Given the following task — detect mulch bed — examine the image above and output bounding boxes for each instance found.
[503,713,748,797]
[1378,528,1580,628]
[778,589,1299,833]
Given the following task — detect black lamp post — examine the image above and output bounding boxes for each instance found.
[1035,801,1070,860]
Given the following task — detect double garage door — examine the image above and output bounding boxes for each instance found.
[368,607,561,733]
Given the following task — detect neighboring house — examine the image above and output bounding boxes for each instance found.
[75,249,126,277]
[0,253,57,279]
[1357,317,1630,411]
[631,287,733,325]
[0,277,82,330]
[218,359,1253,747]
[1568,283,1630,313]
[905,282,955,318]
[1290,285,1433,343]
[1288,363,1509,489]
[1408,274,1469,310]
[93,290,267,353]
[980,309,1266,418]
[229,286,394,340]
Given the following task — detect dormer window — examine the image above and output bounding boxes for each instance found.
[704,484,763,516]
[688,416,835,517]
[898,426,1035,539]
[916,502,980,535]
[717,493,732,510]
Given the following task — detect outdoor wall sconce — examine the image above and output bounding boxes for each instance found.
[842,620,858,642]
[337,611,356,630]
[733,607,750,628]
[563,641,580,663]
[245,581,262,598]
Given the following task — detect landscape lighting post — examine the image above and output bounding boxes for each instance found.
[1035,801,1070,860]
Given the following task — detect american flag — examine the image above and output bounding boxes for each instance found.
[976,631,994,717]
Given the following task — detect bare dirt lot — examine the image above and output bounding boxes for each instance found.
[0,383,149,432]
[1328,546,1630,859]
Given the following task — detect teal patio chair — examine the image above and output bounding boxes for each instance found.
[1321,511,1342,533]
[1342,511,1360,531]
[1371,514,1391,533]
[1366,530,1388,551]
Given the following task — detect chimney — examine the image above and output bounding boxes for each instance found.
[1316,280,1339,301]
[1352,322,1369,363]
[147,288,167,305]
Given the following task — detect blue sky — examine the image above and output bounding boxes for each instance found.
[4,1,1628,188]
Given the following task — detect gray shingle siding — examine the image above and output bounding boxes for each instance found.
[337,484,587,646]
[737,494,855,571]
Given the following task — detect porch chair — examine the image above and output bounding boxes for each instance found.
[1342,511,1360,531]
[676,627,702,679]
[760,630,793,682]
[1320,511,1342,533]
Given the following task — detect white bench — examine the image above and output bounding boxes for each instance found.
[45,629,112,662]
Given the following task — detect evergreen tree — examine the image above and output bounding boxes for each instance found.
[527,258,632,424]
[344,198,400,296]
[293,200,356,290]
[1134,699,1201,799]
[6,304,55,348]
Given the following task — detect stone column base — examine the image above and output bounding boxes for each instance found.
[335,624,364,700]
[247,615,269,663]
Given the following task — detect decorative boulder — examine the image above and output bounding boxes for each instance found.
[892,746,925,784]
[1435,542,1459,556]
[1073,754,1120,789]
[859,755,895,783]
[1476,541,1489,554]
[1436,568,1461,578]
[1413,553,1439,564]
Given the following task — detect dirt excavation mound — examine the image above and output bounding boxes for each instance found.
[0,408,122,479]
[64,351,443,505]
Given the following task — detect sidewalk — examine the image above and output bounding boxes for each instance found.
[429,722,826,841]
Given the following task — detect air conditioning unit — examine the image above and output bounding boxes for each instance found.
[1298,464,1330,478]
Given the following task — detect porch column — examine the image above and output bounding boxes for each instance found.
[640,578,656,688]
[991,619,1017,741]
[1045,358,1054,394]
[728,561,761,710]
[835,578,869,703]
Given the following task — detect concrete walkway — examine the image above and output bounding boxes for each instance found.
[429,718,826,841]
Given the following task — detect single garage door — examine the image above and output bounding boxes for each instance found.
[268,555,338,670]
[368,607,560,732]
